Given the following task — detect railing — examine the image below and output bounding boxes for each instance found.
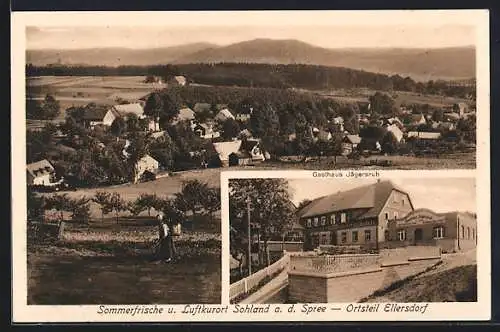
[229,253,290,301]
[289,254,380,274]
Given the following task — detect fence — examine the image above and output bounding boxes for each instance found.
[27,221,65,243]
[229,253,290,301]
[289,254,380,274]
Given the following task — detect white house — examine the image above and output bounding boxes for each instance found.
[212,139,266,167]
[172,107,196,125]
[82,106,118,129]
[407,131,442,140]
[134,154,160,183]
[385,124,404,143]
[193,123,221,139]
[168,75,187,86]
[111,103,145,119]
[341,135,361,156]
[215,108,235,122]
[27,159,55,186]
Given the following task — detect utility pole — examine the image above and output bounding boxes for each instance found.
[247,199,252,277]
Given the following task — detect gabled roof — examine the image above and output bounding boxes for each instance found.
[193,103,211,113]
[27,159,54,178]
[344,134,361,144]
[213,140,242,161]
[407,131,441,139]
[81,105,112,121]
[174,108,196,122]
[215,108,235,121]
[299,180,410,219]
[112,103,144,117]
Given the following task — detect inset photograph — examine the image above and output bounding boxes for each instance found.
[228,176,477,304]
[27,176,221,304]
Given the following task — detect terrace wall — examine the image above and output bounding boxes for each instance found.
[288,250,441,303]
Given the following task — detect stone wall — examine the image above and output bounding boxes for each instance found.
[288,256,441,303]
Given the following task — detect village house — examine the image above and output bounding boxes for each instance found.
[385,124,404,143]
[81,105,118,129]
[193,123,221,139]
[27,159,56,186]
[171,107,196,125]
[133,154,160,183]
[193,102,211,114]
[112,103,145,119]
[238,129,253,139]
[407,131,442,140]
[341,134,361,156]
[167,75,187,87]
[408,113,427,126]
[299,180,415,250]
[212,139,266,167]
[215,108,236,122]
[443,112,461,122]
[386,209,477,253]
[235,109,252,122]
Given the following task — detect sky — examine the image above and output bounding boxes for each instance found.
[288,177,476,213]
[25,25,475,50]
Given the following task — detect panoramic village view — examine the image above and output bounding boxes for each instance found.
[229,178,477,304]
[24,23,477,304]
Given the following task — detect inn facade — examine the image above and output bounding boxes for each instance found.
[298,180,476,253]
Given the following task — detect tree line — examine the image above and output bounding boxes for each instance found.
[27,179,220,225]
[26,63,474,98]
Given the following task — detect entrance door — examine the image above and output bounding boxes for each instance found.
[414,228,423,243]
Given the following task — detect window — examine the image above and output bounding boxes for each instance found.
[385,212,389,220]
[461,225,465,239]
[385,230,390,241]
[341,213,347,223]
[397,229,406,241]
[307,219,312,227]
[433,226,445,239]
[321,233,328,245]
[314,217,319,227]
[365,230,371,242]
[467,227,470,240]
[394,212,398,220]
[321,216,326,226]
[341,232,347,243]
[401,198,405,206]
[352,231,358,242]
[472,228,475,241]
[330,214,336,225]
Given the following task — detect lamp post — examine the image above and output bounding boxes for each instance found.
[247,198,252,277]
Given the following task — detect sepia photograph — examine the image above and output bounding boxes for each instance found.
[228,176,477,304]
[11,10,490,322]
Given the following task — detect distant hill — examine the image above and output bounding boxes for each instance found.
[26,42,218,67]
[27,39,475,81]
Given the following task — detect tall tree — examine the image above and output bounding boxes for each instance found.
[176,180,210,219]
[221,118,241,140]
[369,92,396,116]
[110,117,127,137]
[45,193,72,221]
[229,178,295,266]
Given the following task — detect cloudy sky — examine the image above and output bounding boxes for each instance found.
[26,24,475,50]
[289,177,476,213]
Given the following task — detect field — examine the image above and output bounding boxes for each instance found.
[26,76,161,122]
[28,221,221,304]
[318,88,471,108]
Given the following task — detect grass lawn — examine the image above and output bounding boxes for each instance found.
[365,264,477,302]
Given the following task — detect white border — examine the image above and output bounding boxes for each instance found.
[11,9,490,322]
